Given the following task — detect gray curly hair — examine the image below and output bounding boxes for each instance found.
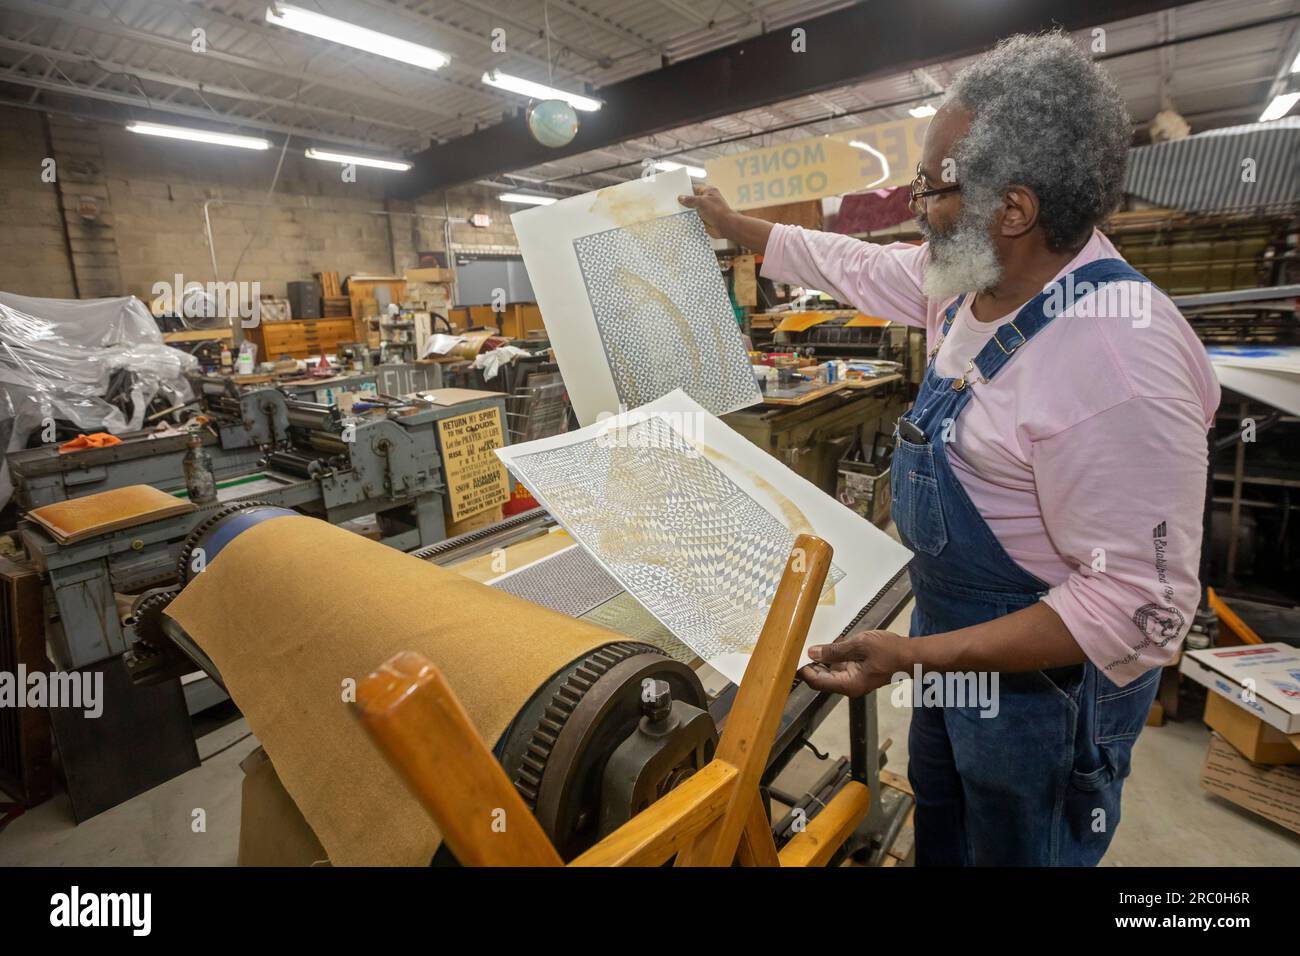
[945,31,1132,252]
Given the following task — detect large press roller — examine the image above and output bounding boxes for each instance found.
[139,501,720,863]
[134,500,913,866]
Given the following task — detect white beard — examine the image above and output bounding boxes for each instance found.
[918,212,1003,302]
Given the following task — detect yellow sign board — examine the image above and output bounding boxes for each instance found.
[436,407,509,521]
[705,116,931,212]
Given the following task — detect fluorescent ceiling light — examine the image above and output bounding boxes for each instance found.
[499,192,558,205]
[266,3,449,71]
[126,121,269,150]
[1260,92,1300,122]
[908,104,937,118]
[304,147,411,171]
[1291,49,1300,73]
[482,70,602,112]
[848,140,891,188]
[653,160,706,178]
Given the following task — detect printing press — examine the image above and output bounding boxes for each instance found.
[11,376,504,672]
[129,501,916,866]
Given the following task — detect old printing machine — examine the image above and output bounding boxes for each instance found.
[7,373,912,863]
[135,501,916,865]
[13,375,505,674]
[4,374,508,817]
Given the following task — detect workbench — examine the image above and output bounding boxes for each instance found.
[724,373,908,495]
[162,328,233,345]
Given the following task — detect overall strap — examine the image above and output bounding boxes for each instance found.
[972,258,1148,382]
[941,294,966,336]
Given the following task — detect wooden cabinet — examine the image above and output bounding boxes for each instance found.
[250,319,358,360]
[446,303,545,339]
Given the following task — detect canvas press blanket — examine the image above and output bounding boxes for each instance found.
[166,515,617,866]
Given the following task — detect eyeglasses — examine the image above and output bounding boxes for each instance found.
[910,162,961,204]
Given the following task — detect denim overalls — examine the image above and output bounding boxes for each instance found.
[892,258,1162,866]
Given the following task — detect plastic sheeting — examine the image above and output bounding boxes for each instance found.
[0,292,196,510]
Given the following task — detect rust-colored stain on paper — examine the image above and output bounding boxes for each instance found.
[588,186,661,226]
[614,267,702,384]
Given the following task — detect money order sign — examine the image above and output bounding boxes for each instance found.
[704,115,930,211]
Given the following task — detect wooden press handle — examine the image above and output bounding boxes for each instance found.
[676,532,833,866]
[354,650,563,867]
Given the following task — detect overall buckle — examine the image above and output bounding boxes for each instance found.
[995,320,1027,355]
[951,359,989,391]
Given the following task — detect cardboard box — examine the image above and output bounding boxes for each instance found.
[1179,642,1300,734]
[418,387,502,407]
[404,282,450,307]
[237,746,329,866]
[1203,691,1300,764]
[1201,734,1300,836]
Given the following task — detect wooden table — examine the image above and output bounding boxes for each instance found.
[726,374,908,495]
[162,328,233,344]
[759,372,902,407]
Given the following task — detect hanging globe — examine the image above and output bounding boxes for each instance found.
[527,99,579,148]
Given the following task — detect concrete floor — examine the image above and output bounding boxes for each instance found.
[3,689,1298,866]
[806,693,1300,866]
[0,715,259,866]
[3,599,1298,866]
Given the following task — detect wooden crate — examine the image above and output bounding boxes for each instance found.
[314,270,343,297]
[347,275,406,344]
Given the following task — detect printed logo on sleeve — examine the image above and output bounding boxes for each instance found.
[1131,603,1186,647]
[1104,520,1187,671]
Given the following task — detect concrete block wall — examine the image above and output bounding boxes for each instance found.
[47,115,125,299]
[97,121,396,302]
[0,107,523,306]
[444,185,526,255]
[390,185,527,275]
[0,109,77,298]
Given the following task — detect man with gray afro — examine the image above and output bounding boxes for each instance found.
[682,31,1218,865]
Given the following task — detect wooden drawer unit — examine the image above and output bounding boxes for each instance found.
[253,319,358,360]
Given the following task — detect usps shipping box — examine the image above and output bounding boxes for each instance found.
[1180,643,1300,734]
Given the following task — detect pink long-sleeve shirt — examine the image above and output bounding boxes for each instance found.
[763,225,1220,686]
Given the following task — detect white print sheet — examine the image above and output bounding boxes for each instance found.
[1213,365,1300,417]
[511,168,761,426]
[1207,345,1300,375]
[1209,346,1300,417]
[496,390,912,685]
